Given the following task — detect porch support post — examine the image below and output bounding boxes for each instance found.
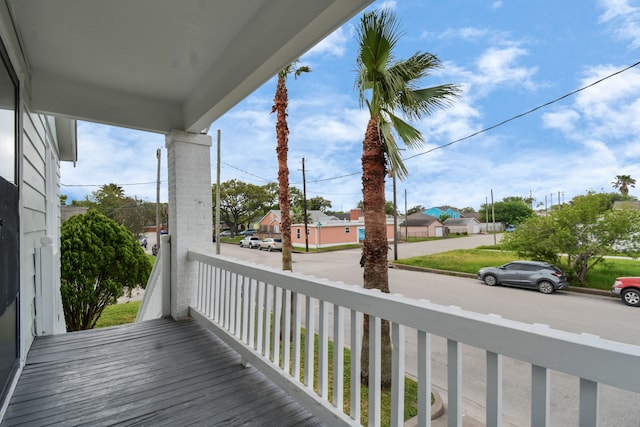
[166,130,212,320]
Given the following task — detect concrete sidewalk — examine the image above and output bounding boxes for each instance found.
[404,389,487,427]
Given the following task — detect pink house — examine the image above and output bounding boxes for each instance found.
[399,212,444,238]
[289,209,395,248]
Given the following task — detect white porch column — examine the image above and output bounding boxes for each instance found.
[166,130,212,320]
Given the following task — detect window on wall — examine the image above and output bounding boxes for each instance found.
[296,228,301,239]
[345,227,350,233]
[0,41,17,185]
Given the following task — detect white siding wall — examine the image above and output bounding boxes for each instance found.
[19,109,63,357]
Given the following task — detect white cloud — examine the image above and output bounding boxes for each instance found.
[542,109,580,134]
[62,122,166,202]
[472,46,538,92]
[599,0,640,48]
[306,27,349,58]
[377,1,397,11]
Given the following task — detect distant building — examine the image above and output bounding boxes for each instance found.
[424,206,461,219]
[61,206,88,221]
[399,213,444,238]
[260,208,395,248]
[443,217,481,234]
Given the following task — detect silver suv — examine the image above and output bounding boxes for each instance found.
[239,236,260,248]
[477,260,568,294]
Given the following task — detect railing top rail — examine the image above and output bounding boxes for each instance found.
[188,250,640,393]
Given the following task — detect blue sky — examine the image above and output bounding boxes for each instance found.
[61,0,640,212]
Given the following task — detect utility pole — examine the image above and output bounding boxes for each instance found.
[215,130,221,254]
[485,196,489,233]
[155,148,161,253]
[404,189,408,242]
[392,170,398,260]
[302,157,309,252]
[491,189,496,245]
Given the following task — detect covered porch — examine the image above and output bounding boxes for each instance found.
[2,1,640,426]
[2,318,322,426]
[5,241,640,426]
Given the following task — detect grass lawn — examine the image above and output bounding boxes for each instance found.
[394,248,640,290]
[95,300,141,328]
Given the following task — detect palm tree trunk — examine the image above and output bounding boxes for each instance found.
[274,75,293,271]
[360,117,392,388]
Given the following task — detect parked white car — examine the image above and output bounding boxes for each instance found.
[258,238,282,252]
[239,236,260,248]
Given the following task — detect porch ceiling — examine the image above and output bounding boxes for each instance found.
[6,0,372,134]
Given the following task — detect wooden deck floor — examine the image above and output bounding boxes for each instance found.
[1,318,324,426]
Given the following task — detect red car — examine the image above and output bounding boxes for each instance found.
[611,277,640,307]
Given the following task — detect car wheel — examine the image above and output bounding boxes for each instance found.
[483,274,497,286]
[621,288,640,306]
[537,280,555,294]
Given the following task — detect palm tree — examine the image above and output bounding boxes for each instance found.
[96,183,124,202]
[271,61,310,271]
[612,175,636,196]
[355,9,460,387]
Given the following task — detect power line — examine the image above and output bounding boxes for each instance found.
[284,59,640,185]
[404,59,640,161]
[65,60,640,193]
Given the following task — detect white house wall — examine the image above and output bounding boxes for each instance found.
[19,106,65,357]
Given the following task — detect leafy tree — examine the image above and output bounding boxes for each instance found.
[406,205,426,215]
[439,213,451,222]
[500,214,559,264]
[358,199,399,216]
[612,175,636,196]
[503,191,640,285]
[60,194,68,206]
[262,182,281,211]
[213,180,271,235]
[73,183,150,235]
[289,187,305,212]
[61,210,151,331]
[272,61,310,271]
[307,196,332,212]
[480,197,533,224]
[355,9,459,387]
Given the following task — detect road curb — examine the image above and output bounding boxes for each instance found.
[403,388,445,426]
[389,263,615,298]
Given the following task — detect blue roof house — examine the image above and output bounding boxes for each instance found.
[424,206,461,219]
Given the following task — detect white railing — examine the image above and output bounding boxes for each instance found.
[187,250,640,427]
[136,235,171,322]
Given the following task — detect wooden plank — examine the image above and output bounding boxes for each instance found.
[1,318,323,427]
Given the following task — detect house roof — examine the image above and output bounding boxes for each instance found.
[443,217,480,226]
[261,210,336,225]
[6,0,373,134]
[399,212,442,227]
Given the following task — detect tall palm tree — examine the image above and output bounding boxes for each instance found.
[612,175,636,196]
[356,9,460,387]
[272,61,310,271]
